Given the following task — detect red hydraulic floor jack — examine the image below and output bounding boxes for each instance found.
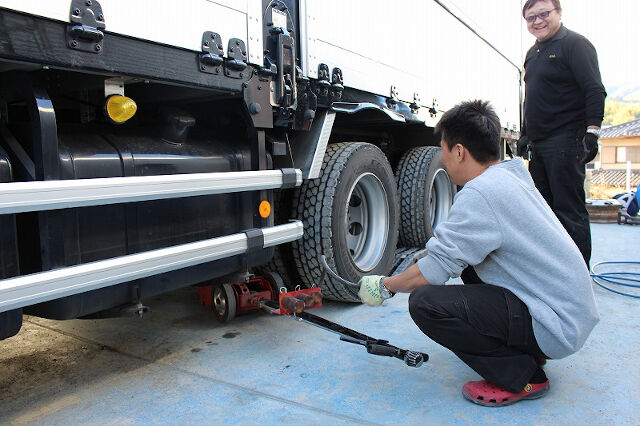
[198,274,428,368]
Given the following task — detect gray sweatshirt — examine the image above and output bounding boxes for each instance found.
[416,158,599,359]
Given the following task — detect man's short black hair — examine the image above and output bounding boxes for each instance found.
[522,0,562,18]
[435,100,501,164]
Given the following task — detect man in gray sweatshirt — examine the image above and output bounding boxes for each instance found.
[358,100,599,407]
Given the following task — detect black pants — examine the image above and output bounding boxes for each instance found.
[408,280,547,393]
[529,129,591,266]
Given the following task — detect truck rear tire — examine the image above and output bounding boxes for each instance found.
[292,143,399,302]
[396,146,455,247]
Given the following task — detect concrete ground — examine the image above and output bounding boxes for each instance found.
[1,223,639,425]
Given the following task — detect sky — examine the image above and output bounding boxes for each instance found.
[520,0,640,91]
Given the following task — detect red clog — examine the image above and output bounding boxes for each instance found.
[462,379,550,407]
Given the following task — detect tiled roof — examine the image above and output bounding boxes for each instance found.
[600,119,640,139]
[591,169,640,187]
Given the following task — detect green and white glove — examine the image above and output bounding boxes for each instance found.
[358,275,393,306]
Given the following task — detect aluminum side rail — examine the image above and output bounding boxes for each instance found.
[0,221,303,313]
[0,169,302,214]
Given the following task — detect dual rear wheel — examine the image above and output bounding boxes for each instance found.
[274,142,455,301]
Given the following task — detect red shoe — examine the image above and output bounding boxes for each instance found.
[462,379,550,407]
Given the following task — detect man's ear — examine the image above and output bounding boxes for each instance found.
[455,144,465,162]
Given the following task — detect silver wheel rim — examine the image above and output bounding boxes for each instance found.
[428,168,454,229]
[344,173,389,271]
[213,286,228,317]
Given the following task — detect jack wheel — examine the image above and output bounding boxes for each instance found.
[261,271,286,301]
[212,283,237,323]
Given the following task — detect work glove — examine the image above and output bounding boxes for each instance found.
[516,135,531,160]
[581,132,599,164]
[358,275,392,306]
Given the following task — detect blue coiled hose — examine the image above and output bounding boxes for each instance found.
[590,261,640,299]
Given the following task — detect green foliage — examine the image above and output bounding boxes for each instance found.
[604,100,640,126]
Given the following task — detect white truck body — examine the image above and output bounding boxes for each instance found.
[1,0,522,129]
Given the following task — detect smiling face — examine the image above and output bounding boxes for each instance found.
[525,0,562,42]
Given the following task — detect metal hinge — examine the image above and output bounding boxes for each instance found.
[315,63,331,104]
[410,93,421,113]
[429,99,439,117]
[67,0,105,54]
[225,38,248,79]
[199,31,224,75]
[388,85,399,107]
[331,67,344,101]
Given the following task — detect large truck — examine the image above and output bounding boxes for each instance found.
[0,0,521,340]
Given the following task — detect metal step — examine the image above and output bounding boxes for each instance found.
[0,168,301,214]
[0,221,303,313]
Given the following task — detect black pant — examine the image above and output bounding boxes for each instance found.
[529,129,591,266]
[408,282,547,393]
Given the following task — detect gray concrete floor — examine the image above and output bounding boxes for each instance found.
[1,223,639,425]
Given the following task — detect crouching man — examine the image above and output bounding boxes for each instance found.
[358,100,599,407]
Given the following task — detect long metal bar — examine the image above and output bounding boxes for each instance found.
[0,169,302,215]
[0,221,303,313]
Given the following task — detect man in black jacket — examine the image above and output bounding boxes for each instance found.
[518,0,606,266]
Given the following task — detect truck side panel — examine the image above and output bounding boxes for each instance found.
[302,0,521,130]
[0,0,264,66]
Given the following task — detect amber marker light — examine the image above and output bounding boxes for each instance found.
[259,200,271,218]
[105,95,137,124]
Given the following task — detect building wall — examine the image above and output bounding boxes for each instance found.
[598,136,640,170]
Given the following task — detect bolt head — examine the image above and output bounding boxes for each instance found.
[70,40,78,48]
[95,43,101,51]
[86,0,92,6]
[73,8,81,15]
[249,102,262,115]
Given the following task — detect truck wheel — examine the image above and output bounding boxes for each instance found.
[292,142,399,302]
[212,283,236,322]
[396,146,455,247]
[390,247,421,275]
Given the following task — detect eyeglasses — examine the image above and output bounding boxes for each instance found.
[524,8,556,23]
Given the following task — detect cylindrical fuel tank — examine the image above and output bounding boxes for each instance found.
[24,125,272,319]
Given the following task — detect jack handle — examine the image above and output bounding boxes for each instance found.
[339,335,428,368]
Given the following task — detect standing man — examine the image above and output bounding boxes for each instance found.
[359,100,599,407]
[518,0,606,266]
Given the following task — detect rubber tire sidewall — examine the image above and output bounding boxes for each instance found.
[213,283,236,323]
[396,146,455,248]
[292,142,399,302]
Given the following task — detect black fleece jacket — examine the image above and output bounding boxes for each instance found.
[523,25,606,141]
